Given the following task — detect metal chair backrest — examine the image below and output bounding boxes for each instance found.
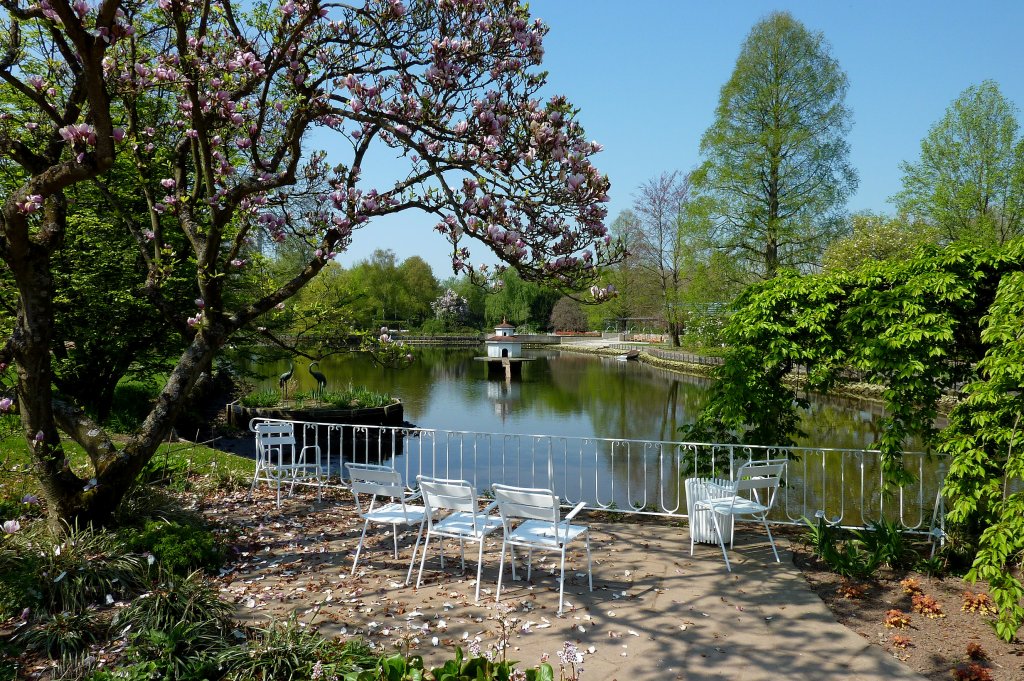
[418,476,477,515]
[492,484,559,524]
[732,459,787,510]
[256,422,295,461]
[346,462,411,519]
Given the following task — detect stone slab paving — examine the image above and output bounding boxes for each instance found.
[212,488,927,681]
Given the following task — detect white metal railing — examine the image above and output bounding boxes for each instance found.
[247,418,947,534]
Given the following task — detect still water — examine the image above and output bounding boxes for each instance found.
[245,347,890,450]
[241,347,941,525]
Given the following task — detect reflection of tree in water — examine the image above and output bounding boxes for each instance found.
[234,348,944,517]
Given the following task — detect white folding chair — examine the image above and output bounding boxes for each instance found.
[415,476,503,602]
[347,462,426,584]
[247,421,322,507]
[689,459,787,571]
[492,484,592,615]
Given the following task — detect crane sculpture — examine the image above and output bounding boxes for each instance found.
[278,361,295,399]
[308,361,327,402]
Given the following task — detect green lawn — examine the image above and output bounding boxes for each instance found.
[0,420,255,505]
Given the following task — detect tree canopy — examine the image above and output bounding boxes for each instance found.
[894,80,1024,247]
[696,11,857,279]
[690,239,1024,639]
[0,0,619,525]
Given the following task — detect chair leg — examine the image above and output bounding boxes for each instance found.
[392,524,399,559]
[526,548,532,581]
[496,540,508,604]
[762,516,780,563]
[585,532,593,591]
[689,507,698,556]
[710,511,732,572]
[557,547,567,615]
[474,538,486,603]
[459,538,466,572]
[247,465,260,501]
[352,520,370,575]
[405,520,425,586]
[416,533,432,589]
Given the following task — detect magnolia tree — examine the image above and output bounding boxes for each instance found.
[430,288,470,328]
[0,0,619,525]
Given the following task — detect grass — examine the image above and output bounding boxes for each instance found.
[0,424,256,506]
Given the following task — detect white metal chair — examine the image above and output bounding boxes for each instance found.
[689,459,788,571]
[415,476,503,602]
[492,484,592,615]
[347,462,426,584]
[247,421,322,507]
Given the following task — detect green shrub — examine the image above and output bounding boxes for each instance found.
[2,521,146,616]
[125,520,225,576]
[114,569,232,635]
[852,518,916,570]
[124,619,227,681]
[218,616,333,681]
[240,390,281,408]
[18,609,103,658]
[323,384,393,409]
[108,381,160,432]
[105,571,232,681]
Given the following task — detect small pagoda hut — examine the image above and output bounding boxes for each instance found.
[487,320,521,358]
[475,320,534,378]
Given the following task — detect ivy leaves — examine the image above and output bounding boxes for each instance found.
[695,239,1024,639]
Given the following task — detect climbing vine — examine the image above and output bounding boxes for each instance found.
[691,241,1024,639]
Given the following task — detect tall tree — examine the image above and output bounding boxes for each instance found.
[696,11,857,280]
[631,171,698,346]
[397,256,440,325]
[588,209,659,330]
[821,211,941,273]
[893,80,1024,246]
[0,0,618,526]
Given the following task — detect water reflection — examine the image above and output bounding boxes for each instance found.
[239,347,912,449]
[236,347,942,523]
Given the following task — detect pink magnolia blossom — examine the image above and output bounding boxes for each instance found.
[17,195,43,214]
[0,397,12,411]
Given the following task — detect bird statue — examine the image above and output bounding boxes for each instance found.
[278,361,295,399]
[308,361,327,401]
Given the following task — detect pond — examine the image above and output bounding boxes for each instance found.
[236,347,943,529]
[243,347,890,450]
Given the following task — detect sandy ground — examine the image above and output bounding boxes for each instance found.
[201,484,930,681]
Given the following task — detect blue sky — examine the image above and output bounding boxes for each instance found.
[335,0,1024,278]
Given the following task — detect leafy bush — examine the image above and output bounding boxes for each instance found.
[218,616,335,681]
[18,609,103,658]
[125,519,225,576]
[108,380,160,432]
[240,390,282,408]
[105,571,233,681]
[801,515,925,579]
[124,619,227,680]
[323,384,393,409]
[851,518,916,570]
[2,521,146,616]
[114,569,232,634]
